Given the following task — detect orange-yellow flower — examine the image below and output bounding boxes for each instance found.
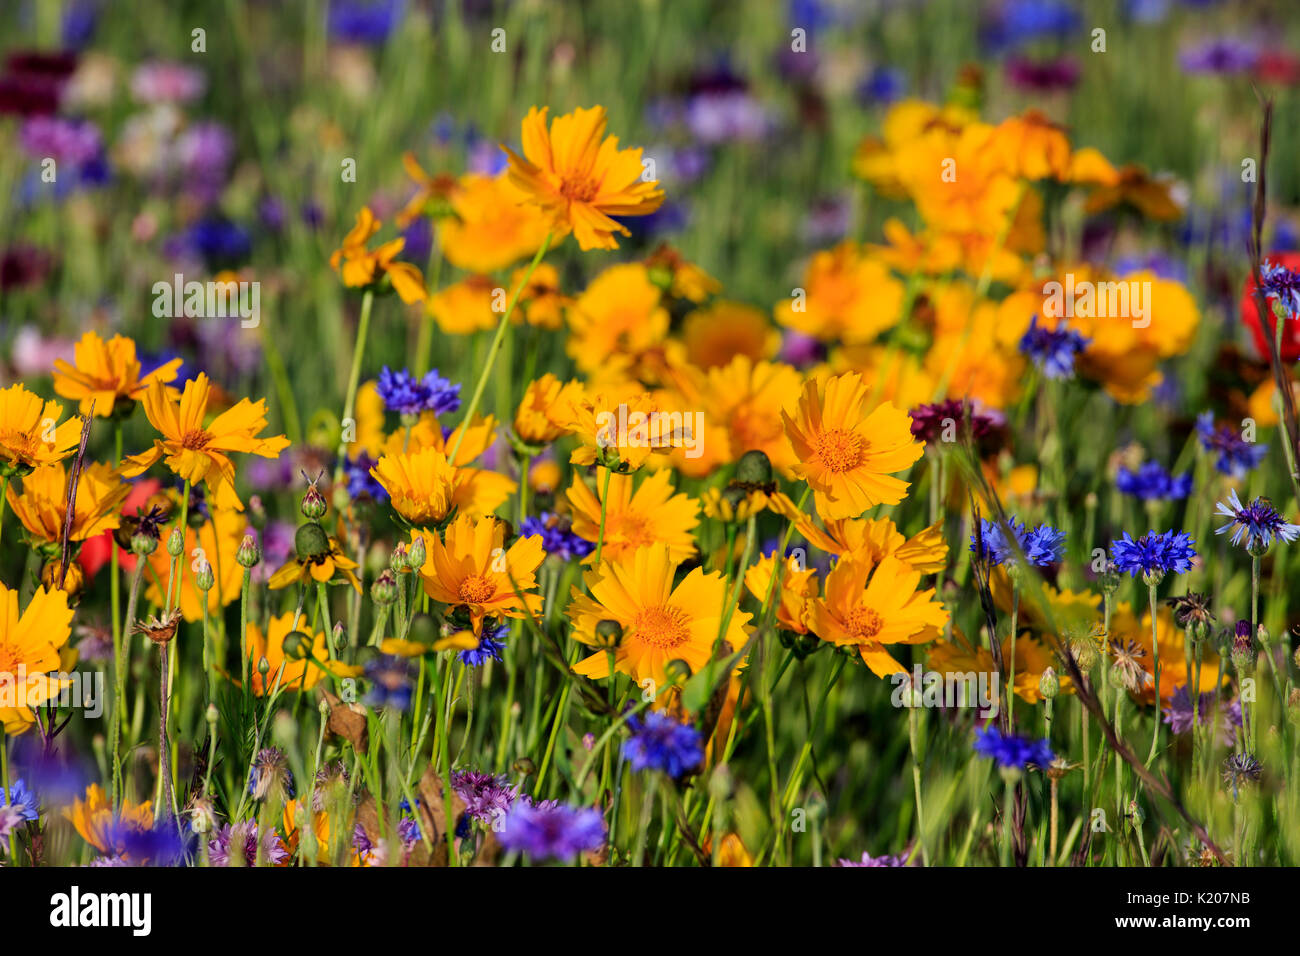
[438,171,552,273]
[63,784,153,857]
[0,583,74,733]
[243,612,358,696]
[514,374,583,446]
[783,372,924,520]
[52,331,183,418]
[680,301,780,370]
[416,513,544,632]
[928,630,1074,704]
[566,545,751,691]
[0,385,83,477]
[504,105,664,251]
[427,275,498,335]
[565,467,700,564]
[330,206,427,304]
[566,263,669,374]
[6,460,128,546]
[744,552,819,635]
[774,243,903,345]
[810,555,948,677]
[121,374,290,511]
[145,505,247,620]
[266,533,363,594]
[370,446,456,527]
[394,152,458,227]
[791,514,947,573]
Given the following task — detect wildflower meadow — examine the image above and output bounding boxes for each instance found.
[0,0,1297,930]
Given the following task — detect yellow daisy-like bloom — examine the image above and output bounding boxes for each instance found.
[0,384,83,477]
[774,242,903,345]
[700,486,799,524]
[644,243,721,303]
[692,356,802,478]
[374,418,517,520]
[680,300,780,370]
[566,544,752,691]
[987,110,1072,182]
[6,460,128,546]
[566,263,670,375]
[438,171,553,273]
[828,345,938,413]
[927,630,1074,705]
[244,612,358,696]
[63,784,154,857]
[791,514,947,573]
[1082,163,1181,222]
[394,151,458,227]
[426,275,499,335]
[1108,602,1223,706]
[810,555,948,677]
[0,584,74,733]
[329,206,427,304]
[783,372,925,520]
[346,380,387,460]
[744,552,819,635]
[564,389,682,473]
[52,331,183,418]
[370,446,456,526]
[504,104,664,251]
[416,513,544,632]
[120,374,290,512]
[510,262,571,330]
[145,506,247,621]
[266,534,363,594]
[514,374,584,446]
[565,467,700,565]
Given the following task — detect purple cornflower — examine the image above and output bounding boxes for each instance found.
[973,726,1054,769]
[909,398,1006,452]
[498,800,606,862]
[1116,461,1193,501]
[451,769,518,824]
[18,115,101,164]
[1214,489,1300,552]
[970,517,1066,567]
[248,747,294,801]
[1259,258,1300,318]
[328,0,405,45]
[1163,685,1240,745]
[519,512,594,562]
[459,621,507,668]
[1109,530,1198,578]
[345,452,388,502]
[1179,37,1259,74]
[1018,314,1089,380]
[1196,412,1267,478]
[1005,55,1079,92]
[835,850,908,867]
[621,711,704,779]
[110,821,189,866]
[209,822,288,866]
[376,366,462,417]
[0,779,39,822]
[129,61,205,104]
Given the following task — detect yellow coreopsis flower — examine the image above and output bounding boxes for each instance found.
[928,630,1074,704]
[52,331,183,418]
[266,532,363,594]
[370,446,456,526]
[680,301,780,370]
[0,583,74,733]
[791,514,947,573]
[514,374,583,446]
[692,356,802,477]
[427,275,499,335]
[439,171,552,273]
[566,544,752,692]
[566,263,670,375]
[63,784,154,857]
[810,555,948,677]
[0,385,83,478]
[244,612,358,696]
[121,374,290,512]
[394,151,459,227]
[773,243,903,345]
[503,104,664,251]
[6,460,129,546]
[509,262,571,330]
[783,372,925,520]
[330,206,427,304]
[744,552,819,635]
[416,513,545,632]
[565,467,700,564]
[987,109,1072,182]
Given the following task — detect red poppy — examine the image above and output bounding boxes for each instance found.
[78,478,160,580]
[1241,250,1300,362]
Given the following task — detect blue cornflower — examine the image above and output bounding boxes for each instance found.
[345,452,388,502]
[973,726,1054,769]
[1196,412,1267,478]
[421,369,462,416]
[365,655,414,711]
[498,799,606,862]
[1115,461,1193,501]
[328,0,405,45]
[1215,489,1300,552]
[0,779,39,822]
[1109,530,1197,578]
[1018,314,1089,380]
[459,621,508,668]
[1260,258,1300,318]
[519,512,595,562]
[621,711,704,779]
[970,517,1065,567]
[376,366,430,416]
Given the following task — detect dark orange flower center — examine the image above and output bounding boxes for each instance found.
[181,429,212,450]
[559,175,600,204]
[0,642,21,677]
[845,606,884,640]
[458,574,496,604]
[812,428,866,473]
[0,429,40,464]
[632,605,690,649]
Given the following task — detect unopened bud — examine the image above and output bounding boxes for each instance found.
[1039,666,1059,700]
[166,526,184,557]
[195,560,215,592]
[236,533,261,569]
